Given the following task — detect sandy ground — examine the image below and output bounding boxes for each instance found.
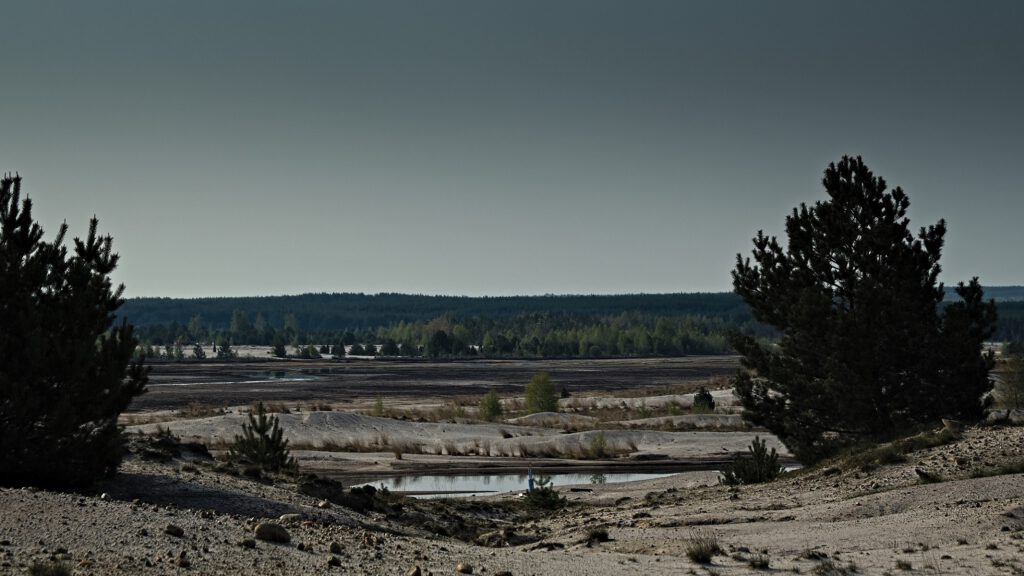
[4,358,1022,575]
[3,417,1023,575]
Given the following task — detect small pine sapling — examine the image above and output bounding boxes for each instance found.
[229,402,296,473]
[720,436,782,485]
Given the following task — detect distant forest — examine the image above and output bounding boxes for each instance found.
[121,287,1024,358]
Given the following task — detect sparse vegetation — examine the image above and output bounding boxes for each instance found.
[720,436,783,485]
[29,561,72,576]
[523,474,565,510]
[585,431,609,458]
[684,529,722,563]
[525,372,559,414]
[479,390,503,422]
[228,402,296,472]
[842,428,960,472]
[371,396,385,417]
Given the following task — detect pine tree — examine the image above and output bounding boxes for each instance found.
[731,157,996,462]
[228,403,296,472]
[0,174,148,488]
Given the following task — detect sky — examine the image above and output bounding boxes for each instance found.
[1,1,1021,297]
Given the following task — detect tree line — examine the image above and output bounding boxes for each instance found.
[127,292,1024,359]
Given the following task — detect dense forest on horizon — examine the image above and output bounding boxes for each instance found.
[120,288,1024,359]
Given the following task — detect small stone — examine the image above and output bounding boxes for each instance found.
[494,572,512,576]
[327,556,342,567]
[176,551,190,568]
[297,543,306,551]
[239,539,256,549]
[318,500,331,509]
[278,513,303,525]
[329,542,343,554]
[100,493,110,500]
[164,524,184,537]
[407,565,422,576]
[254,522,290,544]
[456,562,473,574]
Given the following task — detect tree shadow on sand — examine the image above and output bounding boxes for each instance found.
[97,472,304,518]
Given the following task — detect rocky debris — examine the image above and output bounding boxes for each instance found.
[164,524,184,537]
[327,555,342,567]
[318,500,332,509]
[329,541,343,554]
[456,561,473,574]
[254,522,290,543]
[278,513,303,525]
[176,551,190,568]
[239,538,256,549]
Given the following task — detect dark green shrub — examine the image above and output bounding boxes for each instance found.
[524,475,565,510]
[692,386,716,413]
[720,436,783,485]
[228,402,296,472]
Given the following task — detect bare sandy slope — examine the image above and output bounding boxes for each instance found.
[127,410,788,477]
[2,423,1022,575]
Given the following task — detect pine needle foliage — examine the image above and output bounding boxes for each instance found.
[692,386,716,413]
[731,156,997,463]
[719,436,783,485]
[228,402,296,472]
[0,174,147,488]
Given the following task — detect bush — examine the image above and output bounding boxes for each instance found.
[524,474,565,510]
[692,386,716,413]
[0,174,147,488]
[525,372,559,414]
[585,431,609,458]
[720,436,783,485]
[479,390,503,422]
[228,402,296,472]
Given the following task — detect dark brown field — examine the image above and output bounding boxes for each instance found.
[130,356,739,411]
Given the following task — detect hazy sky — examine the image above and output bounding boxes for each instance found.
[2,1,1021,297]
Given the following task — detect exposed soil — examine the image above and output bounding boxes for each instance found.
[132,356,739,412]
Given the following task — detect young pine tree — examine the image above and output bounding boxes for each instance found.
[228,403,296,473]
[0,174,148,488]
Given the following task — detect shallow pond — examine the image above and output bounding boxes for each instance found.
[356,471,678,498]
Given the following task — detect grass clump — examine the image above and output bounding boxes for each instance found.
[970,459,1024,478]
[811,560,859,575]
[720,436,783,485]
[845,428,960,472]
[684,529,722,563]
[29,562,71,576]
